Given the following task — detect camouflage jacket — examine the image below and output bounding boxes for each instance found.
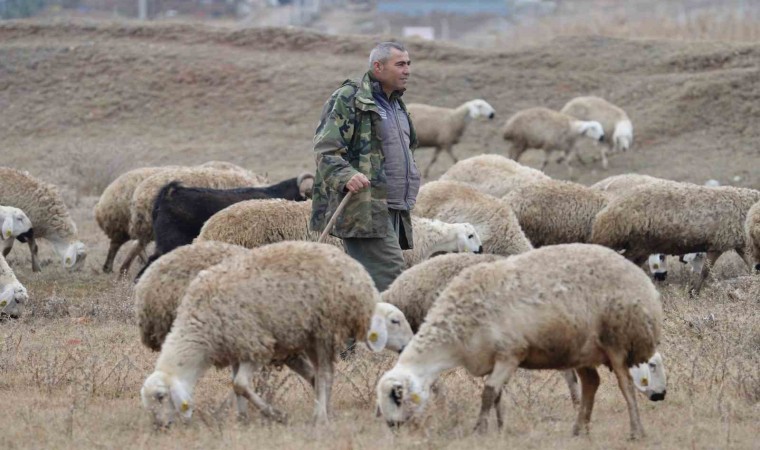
[309,71,418,246]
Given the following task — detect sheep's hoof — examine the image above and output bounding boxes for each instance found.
[572,423,589,436]
[628,430,645,441]
[266,407,288,425]
[473,418,489,434]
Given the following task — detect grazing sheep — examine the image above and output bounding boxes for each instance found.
[591,184,760,292]
[376,244,665,439]
[121,167,264,274]
[136,174,314,278]
[503,179,608,247]
[746,201,760,272]
[407,99,496,177]
[1,205,32,242]
[414,181,533,257]
[0,254,28,318]
[140,241,414,427]
[0,167,87,272]
[95,166,177,273]
[560,96,633,169]
[197,199,483,268]
[382,253,504,333]
[501,107,604,178]
[439,154,550,197]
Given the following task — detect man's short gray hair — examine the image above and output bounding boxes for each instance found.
[369,42,407,68]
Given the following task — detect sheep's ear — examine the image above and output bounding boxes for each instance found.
[367,314,389,352]
[63,245,76,267]
[2,216,13,239]
[169,380,193,420]
[0,287,13,308]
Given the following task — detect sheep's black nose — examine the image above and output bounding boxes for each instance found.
[387,420,403,429]
[599,135,605,142]
[755,263,760,272]
[650,391,666,402]
[653,272,668,282]
[488,112,495,119]
[476,246,483,254]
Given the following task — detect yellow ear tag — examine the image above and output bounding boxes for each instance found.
[640,377,649,387]
[181,401,190,412]
[652,264,659,270]
[410,393,421,405]
[0,301,6,307]
[5,230,11,238]
[368,332,379,343]
[463,247,470,253]
[66,257,72,265]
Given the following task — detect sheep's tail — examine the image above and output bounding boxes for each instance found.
[151,181,183,223]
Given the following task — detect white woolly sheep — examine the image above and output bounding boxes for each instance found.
[121,167,264,274]
[0,205,32,242]
[502,178,608,247]
[135,240,318,413]
[141,241,414,427]
[407,99,496,177]
[414,180,533,257]
[591,184,760,293]
[439,154,550,198]
[0,254,28,318]
[501,107,604,178]
[0,167,87,272]
[746,201,760,272]
[376,243,665,439]
[560,96,633,169]
[197,199,483,268]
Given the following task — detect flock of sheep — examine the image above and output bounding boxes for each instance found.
[1,95,759,441]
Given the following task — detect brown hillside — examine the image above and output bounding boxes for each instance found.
[1,20,758,188]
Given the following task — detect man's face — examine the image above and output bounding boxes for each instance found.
[373,48,411,92]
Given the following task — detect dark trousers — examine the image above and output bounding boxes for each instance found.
[343,209,406,292]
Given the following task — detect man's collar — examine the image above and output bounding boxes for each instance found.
[366,70,405,99]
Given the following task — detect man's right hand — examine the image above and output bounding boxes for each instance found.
[344,173,371,193]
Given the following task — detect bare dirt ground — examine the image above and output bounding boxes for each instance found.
[0,19,759,449]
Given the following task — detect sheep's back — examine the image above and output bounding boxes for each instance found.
[172,241,377,366]
[440,154,549,197]
[502,107,573,147]
[560,96,629,141]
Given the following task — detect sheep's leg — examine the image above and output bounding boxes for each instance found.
[284,354,315,388]
[571,367,600,436]
[493,388,504,429]
[423,149,442,178]
[600,146,609,170]
[138,248,150,264]
[28,236,41,272]
[690,251,720,296]
[610,355,644,440]
[444,145,459,164]
[539,150,549,171]
[308,345,334,424]
[561,369,581,407]
[230,363,249,422]
[2,238,13,257]
[118,240,145,274]
[103,237,128,273]
[474,358,518,434]
[232,362,288,424]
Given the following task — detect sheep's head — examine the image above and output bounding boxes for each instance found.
[466,99,496,120]
[376,367,429,427]
[0,283,27,319]
[63,241,87,270]
[297,173,315,200]
[367,302,413,353]
[613,120,633,152]
[141,371,193,429]
[580,120,605,142]
[453,223,483,254]
[647,254,668,282]
[679,252,705,274]
[630,352,667,402]
[1,207,32,240]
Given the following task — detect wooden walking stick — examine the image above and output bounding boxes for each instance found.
[318,191,353,243]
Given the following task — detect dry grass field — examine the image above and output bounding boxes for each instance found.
[1,11,759,450]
